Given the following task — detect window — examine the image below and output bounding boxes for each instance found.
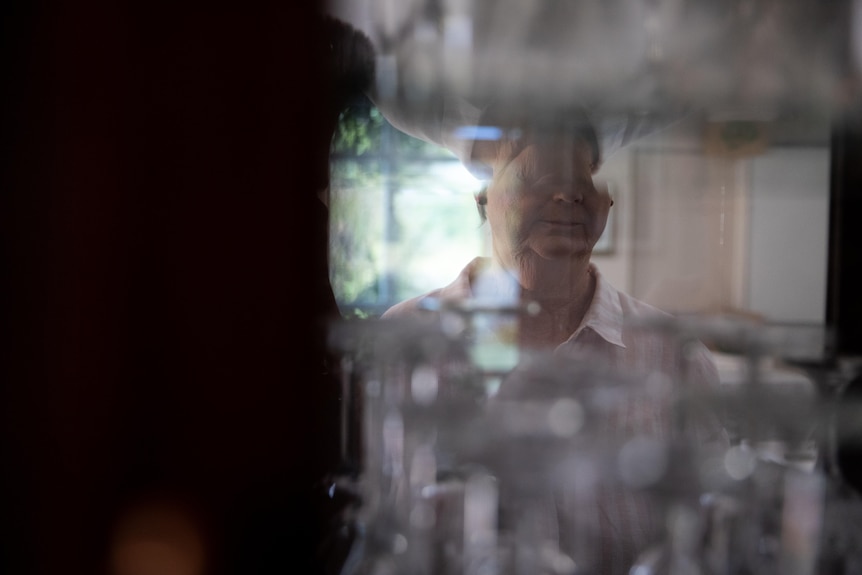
[329,102,486,319]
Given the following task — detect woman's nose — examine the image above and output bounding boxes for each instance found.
[551,180,588,203]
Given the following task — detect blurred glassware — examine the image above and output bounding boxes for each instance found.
[329,309,847,575]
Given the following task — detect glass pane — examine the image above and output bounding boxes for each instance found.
[329,109,486,318]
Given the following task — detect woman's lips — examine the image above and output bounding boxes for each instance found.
[540,220,583,226]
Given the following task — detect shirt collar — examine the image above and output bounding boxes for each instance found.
[570,263,626,348]
[434,258,626,349]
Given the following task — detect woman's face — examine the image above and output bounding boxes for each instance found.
[485,135,611,271]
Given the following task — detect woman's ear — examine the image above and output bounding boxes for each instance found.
[475,187,488,222]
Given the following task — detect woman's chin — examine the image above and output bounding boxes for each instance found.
[532,238,591,260]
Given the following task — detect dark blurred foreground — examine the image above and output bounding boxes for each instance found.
[1,2,338,574]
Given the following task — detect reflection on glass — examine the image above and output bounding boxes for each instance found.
[330,105,485,318]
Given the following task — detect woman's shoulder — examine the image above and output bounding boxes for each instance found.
[380,257,488,319]
[617,290,675,322]
[593,273,672,323]
[380,291,443,319]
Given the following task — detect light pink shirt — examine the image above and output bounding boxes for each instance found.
[383,257,720,407]
[382,257,727,575]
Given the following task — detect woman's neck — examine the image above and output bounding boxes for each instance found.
[513,256,597,349]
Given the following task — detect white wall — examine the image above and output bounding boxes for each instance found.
[628,147,751,315]
[591,149,634,291]
[747,148,830,323]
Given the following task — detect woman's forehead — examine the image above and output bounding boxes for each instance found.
[503,135,594,167]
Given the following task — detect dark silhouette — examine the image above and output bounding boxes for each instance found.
[0,4,374,575]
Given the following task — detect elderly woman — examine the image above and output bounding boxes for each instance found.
[377,100,727,574]
[382,103,716,380]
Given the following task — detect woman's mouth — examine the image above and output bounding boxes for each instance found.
[540,220,582,227]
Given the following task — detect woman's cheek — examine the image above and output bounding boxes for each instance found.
[491,181,523,216]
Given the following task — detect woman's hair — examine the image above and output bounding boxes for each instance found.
[471,102,601,168]
[313,16,377,192]
[324,16,377,115]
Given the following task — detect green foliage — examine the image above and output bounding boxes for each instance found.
[332,106,384,156]
[344,308,373,320]
[332,104,457,158]
[328,160,384,305]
